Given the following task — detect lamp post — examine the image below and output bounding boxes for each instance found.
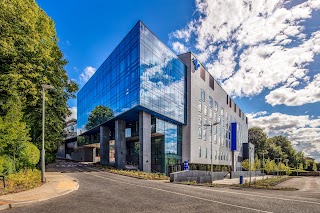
[41,84,54,183]
[204,122,220,183]
[261,150,268,179]
[249,145,253,185]
[274,157,282,176]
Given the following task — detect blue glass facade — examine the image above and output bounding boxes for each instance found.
[77,22,140,134]
[139,24,186,124]
[77,21,186,173]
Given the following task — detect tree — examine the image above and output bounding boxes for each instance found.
[241,159,251,171]
[0,0,78,163]
[299,163,304,171]
[85,106,114,130]
[0,94,31,170]
[18,142,40,169]
[264,158,276,174]
[313,162,317,172]
[254,157,261,171]
[248,127,267,156]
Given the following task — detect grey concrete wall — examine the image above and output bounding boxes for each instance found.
[84,147,95,162]
[100,126,110,166]
[71,150,84,161]
[115,119,126,169]
[170,170,226,183]
[230,170,264,179]
[139,111,151,172]
[178,52,248,171]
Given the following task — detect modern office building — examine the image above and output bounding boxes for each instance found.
[77,21,248,174]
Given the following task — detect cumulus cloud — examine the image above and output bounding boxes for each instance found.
[249,112,320,161]
[170,0,320,105]
[266,73,320,106]
[67,107,77,121]
[80,66,96,84]
[172,41,188,54]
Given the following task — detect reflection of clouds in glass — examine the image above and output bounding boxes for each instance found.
[140,56,185,123]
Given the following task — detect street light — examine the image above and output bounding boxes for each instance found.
[249,145,253,185]
[204,122,220,183]
[41,84,54,183]
[261,150,268,179]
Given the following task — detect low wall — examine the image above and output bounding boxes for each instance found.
[170,170,226,183]
[230,171,264,179]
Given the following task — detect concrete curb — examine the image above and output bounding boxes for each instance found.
[0,181,79,211]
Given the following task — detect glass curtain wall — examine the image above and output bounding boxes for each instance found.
[139,23,186,124]
[77,23,141,134]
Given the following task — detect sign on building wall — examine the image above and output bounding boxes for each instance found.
[231,122,237,151]
[192,58,200,72]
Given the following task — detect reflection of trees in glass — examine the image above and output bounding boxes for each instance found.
[85,106,114,130]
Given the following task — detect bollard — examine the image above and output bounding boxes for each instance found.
[239,175,243,184]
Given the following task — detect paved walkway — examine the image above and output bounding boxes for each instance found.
[0,172,78,211]
[277,176,320,192]
[212,175,274,185]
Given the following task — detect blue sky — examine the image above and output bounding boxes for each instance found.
[37,0,320,161]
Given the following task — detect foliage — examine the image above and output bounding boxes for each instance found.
[249,127,307,168]
[241,159,251,171]
[254,157,261,171]
[0,94,31,171]
[0,155,14,175]
[278,162,286,171]
[98,166,169,180]
[264,158,276,174]
[85,106,114,130]
[235,176,296,190]
[248,127,267,156]
[313,162,317,171]
[4,169,41,193]
[0,0,78,164]
[18,142,40,169]
[299,163,304,171]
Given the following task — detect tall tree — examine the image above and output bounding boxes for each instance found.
[85,106,114,130]
[0,94,31,170]
[248,127,267,156]
[0,0,78,163]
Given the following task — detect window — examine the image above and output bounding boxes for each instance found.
[203,129,206,141]
[204,105,208,116]
[209,109,213,119]
[234,103,236,113]
[239,109,241,117]
[215,150,217,160]
[199,146,201,158]
[198,101,202,112]
[204,118,207,127]
[205,148,208,158]
[200,67,205,81]
[227,95,229,104]
[200,89,205,102]
[198,127,202,139]
[229,97,232,107]
[209,75,214,90]
[246,117,248,124]
[214,101,218,112]
[209,96,213,108]
[198,115,202,126]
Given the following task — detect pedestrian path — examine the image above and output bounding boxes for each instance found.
[212,175,274,185]
[0,172,78,211]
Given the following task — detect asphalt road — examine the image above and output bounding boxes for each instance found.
[3,170,320,213]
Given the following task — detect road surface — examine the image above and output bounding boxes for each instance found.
[4,163,320,213]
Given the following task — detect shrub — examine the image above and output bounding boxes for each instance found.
[0,155,14,175]
[18,142,40,169]
[5,169,41,192]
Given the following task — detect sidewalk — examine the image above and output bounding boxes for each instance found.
[212,175,274,185]
[0,172,79,211]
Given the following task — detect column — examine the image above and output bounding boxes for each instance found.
[139,111,151,172]
[100,126,110,165]
[115,120,126,169]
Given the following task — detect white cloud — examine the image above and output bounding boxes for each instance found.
[67,107,77,121]
[172,41,188,54]
[266,73,320,106]
[80,66,96,84]
[249,112,320,161]
[170,0,320,106]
